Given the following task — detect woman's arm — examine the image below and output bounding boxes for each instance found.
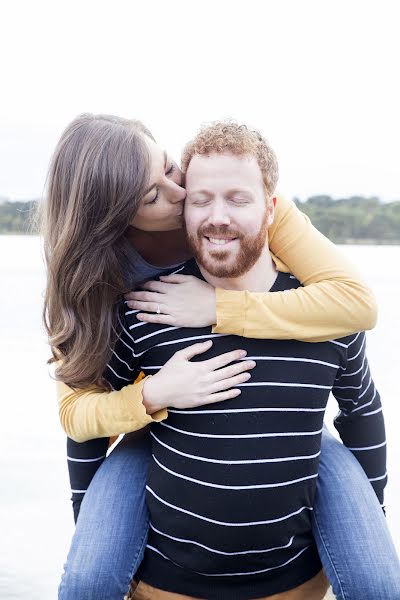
[129,196,377,342]
[58,376,167,443]
[214,196,377,341]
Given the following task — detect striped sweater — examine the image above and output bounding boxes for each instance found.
[68,260,386,598]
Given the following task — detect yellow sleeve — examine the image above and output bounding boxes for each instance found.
[213,195,377,342]
[58,373,168,443]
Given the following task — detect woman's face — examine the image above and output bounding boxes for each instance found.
[131,135,186,231]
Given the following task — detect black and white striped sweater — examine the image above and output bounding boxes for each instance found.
[67,261,386,598]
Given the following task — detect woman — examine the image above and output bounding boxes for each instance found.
[41,114,399,599]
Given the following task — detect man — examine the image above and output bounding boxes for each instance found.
[107,122,386,600]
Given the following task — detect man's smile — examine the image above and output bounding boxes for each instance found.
[204,236,239,248]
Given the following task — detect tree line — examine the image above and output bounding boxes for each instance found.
[293,196,400,244]
[0,196,399,244]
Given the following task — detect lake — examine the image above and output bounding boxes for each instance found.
[1,235,399,599]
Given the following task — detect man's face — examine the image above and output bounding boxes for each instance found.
[184,152,274,278]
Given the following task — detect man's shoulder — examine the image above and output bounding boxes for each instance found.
[336,330,366,349]
[274,273,365,349]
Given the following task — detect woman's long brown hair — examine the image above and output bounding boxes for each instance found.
[41,113,153,389]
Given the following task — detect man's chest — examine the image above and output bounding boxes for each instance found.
[136,325,343,396]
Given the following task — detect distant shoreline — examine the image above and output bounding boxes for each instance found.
[335,239,400,246]
[1,232,399,246]
[1,196,400,245]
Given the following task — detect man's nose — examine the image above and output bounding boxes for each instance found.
[208,202,231,226]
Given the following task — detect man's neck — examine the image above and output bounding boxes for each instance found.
[197,249,278,293]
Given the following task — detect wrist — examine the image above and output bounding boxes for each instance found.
[142,375,166,415]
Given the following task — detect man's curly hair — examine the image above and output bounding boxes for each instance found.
[181,121,279,197]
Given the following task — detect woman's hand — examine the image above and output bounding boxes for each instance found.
[142,340,256,414]
[125,274,217,328]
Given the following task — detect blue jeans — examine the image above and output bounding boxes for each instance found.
[312,428,400,599]
[58,428,400,600]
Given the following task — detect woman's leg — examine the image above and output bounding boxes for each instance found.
[58,430,151,600]
[313,427,400,600]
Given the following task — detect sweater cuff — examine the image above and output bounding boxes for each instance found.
[212,288,246,337]
[150,407,168,422]
[126,375,168,423]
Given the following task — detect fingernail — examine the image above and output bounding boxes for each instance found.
[249,361,256,368]
[239,350,247,357]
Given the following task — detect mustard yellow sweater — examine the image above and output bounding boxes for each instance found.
[58,196,377,443]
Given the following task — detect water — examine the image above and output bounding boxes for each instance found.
[1,236,399,599]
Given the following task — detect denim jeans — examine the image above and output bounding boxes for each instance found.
[58,428,400,600]
[312,428,400,599]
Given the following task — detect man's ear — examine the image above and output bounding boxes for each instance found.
[267,199,275,226]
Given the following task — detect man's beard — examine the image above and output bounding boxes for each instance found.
[186,211,269,278]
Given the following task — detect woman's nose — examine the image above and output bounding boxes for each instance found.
[168,179,186,203]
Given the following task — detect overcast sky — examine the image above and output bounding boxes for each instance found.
[1,0,399,201]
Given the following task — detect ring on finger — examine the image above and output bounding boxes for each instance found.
[156,304,161,314]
